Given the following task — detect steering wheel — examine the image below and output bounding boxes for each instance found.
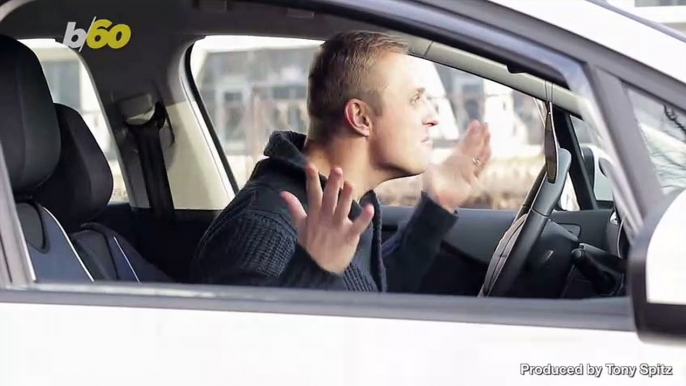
[480,148,572,297]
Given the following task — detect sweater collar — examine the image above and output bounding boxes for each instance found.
[262,130,380,216]
[263,131,310,172]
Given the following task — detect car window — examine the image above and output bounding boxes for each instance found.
[20,39,129,203]
[559,87,686,211]
[626,87,686,193]
[191,35,546,210]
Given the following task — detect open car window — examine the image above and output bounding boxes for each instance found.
[190,35,546,211]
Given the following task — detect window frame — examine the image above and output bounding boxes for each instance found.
[184,44,241,194]
[0,0,673,332]
[554,107,601,211]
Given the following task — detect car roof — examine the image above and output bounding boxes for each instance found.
[487,0,686,85]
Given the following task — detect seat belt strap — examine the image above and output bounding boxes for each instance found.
[126,101,175,220]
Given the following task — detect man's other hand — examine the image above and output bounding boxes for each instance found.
[423,120,492,212]
[281,164,375,274]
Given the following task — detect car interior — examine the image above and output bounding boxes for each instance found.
[0,0,630,299]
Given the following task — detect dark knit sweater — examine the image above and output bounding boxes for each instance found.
[191,131,458,292]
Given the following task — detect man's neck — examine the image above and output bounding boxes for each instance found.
[303,136,384,201]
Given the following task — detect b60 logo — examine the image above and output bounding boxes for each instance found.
[63,18,131,51]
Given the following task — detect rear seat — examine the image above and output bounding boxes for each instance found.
[33,103,171,282]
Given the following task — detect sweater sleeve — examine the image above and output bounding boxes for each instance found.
[381,192,458,292]
[192,210,345,289]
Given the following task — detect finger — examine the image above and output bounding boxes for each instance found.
[480,158,490,177]
[320,166,343,222]
[305,163,323,222]
[281,191,307,230]
[483,125,491,144]
[477,139,492,168]
[463,121,485,153]
[481,144,492,164]
[473,125,491,171]
[467,119,482,132]
[473,155,489,178]
[468,173,478,187]
[349,204,374,237]
[483,124,491,145]
[334,181,354,224]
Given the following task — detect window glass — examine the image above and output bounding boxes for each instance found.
[559,86,686,212]
[21,39,129,203]
[627,87,686,193]
[191,35,547,210]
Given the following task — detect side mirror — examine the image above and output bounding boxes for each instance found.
[630,188,686,342]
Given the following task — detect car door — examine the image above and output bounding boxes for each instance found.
[1,0,686,385]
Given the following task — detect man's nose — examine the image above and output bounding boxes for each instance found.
[424,100,439,127]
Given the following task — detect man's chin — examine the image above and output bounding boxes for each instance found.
[384,165,425,181]
[404,161,430,177]
[378,155,431,181]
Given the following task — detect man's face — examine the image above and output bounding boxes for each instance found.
[368,52,438,177]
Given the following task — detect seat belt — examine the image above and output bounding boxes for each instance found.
[120,97,175,220]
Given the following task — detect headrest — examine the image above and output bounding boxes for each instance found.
[33,104,114,232]
[0,35,61,194]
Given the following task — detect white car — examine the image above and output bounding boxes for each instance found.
[0,0,685,385]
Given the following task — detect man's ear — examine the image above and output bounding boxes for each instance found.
[343,99,372,137]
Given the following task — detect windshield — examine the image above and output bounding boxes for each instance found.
[628,87,686,193]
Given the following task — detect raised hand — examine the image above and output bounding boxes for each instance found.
[423,120,492,211]
[281,164,375,274]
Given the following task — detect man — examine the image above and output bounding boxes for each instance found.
[191,31,491,292]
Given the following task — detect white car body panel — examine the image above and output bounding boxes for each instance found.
[1,302,685,386]
[487,0,686,84]
[646,190,686,306]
